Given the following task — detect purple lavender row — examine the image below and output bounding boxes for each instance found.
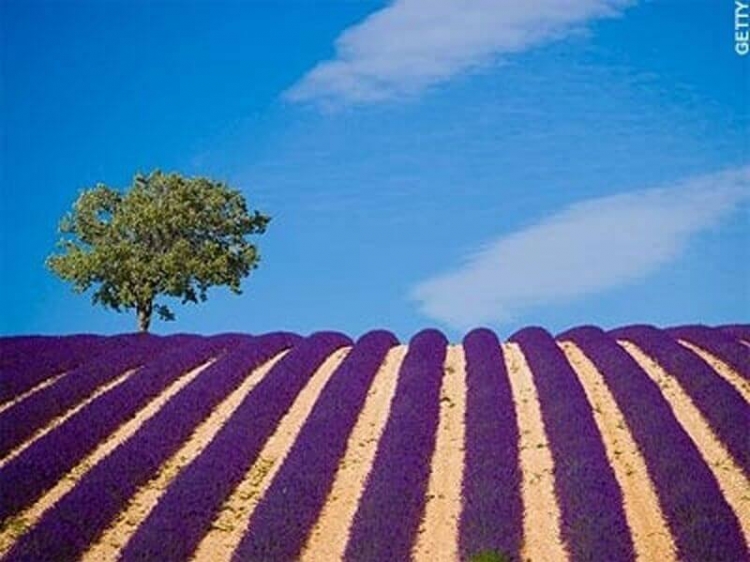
[3,333,299,562]
[459,328,522,561]
[717,324,750,342]
[0,336,226,524]
[0,334,175,458]
[0,335,109,369]
[343,329,447,562]
[0,336,59,363]
[610,325,750,474]
[0,335,117,404]
[0,335,100,371]
[560,326,747,561]
[120,331,351,562]
[510,327,633,562]
[666,325,750,380]
[232,330,398,561]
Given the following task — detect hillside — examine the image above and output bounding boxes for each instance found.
[0,324,748,561]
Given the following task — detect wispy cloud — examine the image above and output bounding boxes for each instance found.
[287,0,634,105]
[410,166,750,329]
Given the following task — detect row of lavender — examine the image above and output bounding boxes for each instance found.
[3,333,301,561]
[563,327,748,561]
[1,335,226,523]
[1,324,748,561]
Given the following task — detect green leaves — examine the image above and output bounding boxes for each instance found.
[468,550,511,562]
[47,170,270,331]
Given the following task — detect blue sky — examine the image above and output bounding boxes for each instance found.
[1,0,748,341]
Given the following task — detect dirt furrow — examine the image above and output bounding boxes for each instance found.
[300,345,407,562]
[620,341,750,547]
[0,359,215,557]
[677,339,750,403]
[503,343,568,562]
[412,344,467,561]
[192,347,349,561]
[81,351,289,561]
[561,341,676,561]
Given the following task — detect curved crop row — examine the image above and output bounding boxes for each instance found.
[459,328,522,560]
[0,336,224,524]
[0,335,175,457]
[3,334,298,562]
[0,335,106,403]
[119,332,351,561]
[0,324,747,561]
[233,330,398,561]
[559,326,747,561]
[0,334,103,368]
[0,335,66,365]
[719,324,750,342]
[610,325,750,474]
[667,325,750,380]
[344,329,447,561]
[510,327,633,561]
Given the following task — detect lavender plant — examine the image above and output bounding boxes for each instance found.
[232,330,398,561]
[611,325,750,473]
[561,326,747,561]
[344,329,447,561]
[3,333,298,562]
[120,332,351,561]
[0,336,223,523]
[459,328,522,560]
[510,327,633,562]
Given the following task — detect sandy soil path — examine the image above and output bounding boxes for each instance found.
[300,345,407,562]
[620,341,750,548]
[192,347,349,561]
[561,341,676,561]
[0,372,69,415]
[412,344,467,562]
[677,340,750,403]
[0,359,216,558]
[503,343,568,562]
[82,351,288,561]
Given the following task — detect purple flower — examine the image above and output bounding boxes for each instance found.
[3,333,298,562]
[511,327,633,562]
[610,325,750,474]
[344,329,447,561]
[560,325,747,561]
[459,328,522,561]
[232,330,398,561]
[120,331,351,562]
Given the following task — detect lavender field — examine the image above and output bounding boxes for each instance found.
[0,325,748,561]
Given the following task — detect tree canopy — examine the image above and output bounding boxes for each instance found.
[47,171,270,332]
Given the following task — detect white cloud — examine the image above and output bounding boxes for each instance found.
[410,166,750,329]
[287,0,634,105]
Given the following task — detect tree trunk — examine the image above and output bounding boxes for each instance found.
[137,303,152,333]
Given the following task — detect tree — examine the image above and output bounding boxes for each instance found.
[47,170,270,332]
